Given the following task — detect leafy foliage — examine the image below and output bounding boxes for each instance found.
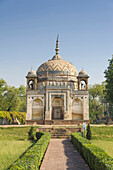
[28,126,37,140]
[104,57,113,103]
[89,83,106,123]
[0,79,26,124]
[86,124,92,140]
[0,111,26,124]
[0,79,26,112]
[71,133,113,170]
[104,57,113,119]
[36,131,44,140]
[10,132,51,170]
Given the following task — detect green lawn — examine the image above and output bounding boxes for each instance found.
[91,126,113,158]
[91,126,113,140]
[0,127,31,140]
[0,126,38,170]
[91,140,113,158]
[0,140,33,170]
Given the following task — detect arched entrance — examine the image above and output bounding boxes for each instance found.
[52,97,64,119]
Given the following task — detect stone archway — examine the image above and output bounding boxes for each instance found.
[51,97,64,120]
[32,98,43,120]
[72,99,83,120]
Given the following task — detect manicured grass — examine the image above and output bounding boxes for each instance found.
[90,126,113,158]
[91,126,113,140]
[0,127,31,140]
[91,140,113,158]
[0,140,33,170]
[0,126,38,169]
[0,126,39,140]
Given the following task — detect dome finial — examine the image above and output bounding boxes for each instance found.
[55,35,59,55]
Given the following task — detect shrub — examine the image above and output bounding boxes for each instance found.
[86,123,92,140]
[10,132,51,170]
[71,133,113,170]
[28,126,37,140]
[36,131,44,140]
[71,132,91,156]
[0,111,26,124]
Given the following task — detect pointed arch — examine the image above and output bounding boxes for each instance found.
[72,99,83,120]
[32,98,43,120]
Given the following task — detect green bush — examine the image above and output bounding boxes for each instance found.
[71,132,91,156]
[71,133,113,170]
[86,123,92,140]
[0,111,26,124]
[36,131,44,140]
[10,132,51,170]
[28,126,37,140]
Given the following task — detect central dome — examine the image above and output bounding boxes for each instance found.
[37,56,77,75]
[37,36,78,76]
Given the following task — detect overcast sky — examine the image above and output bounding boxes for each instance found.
[0,0,113,87]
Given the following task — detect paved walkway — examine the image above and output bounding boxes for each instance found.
[40,139,90,170]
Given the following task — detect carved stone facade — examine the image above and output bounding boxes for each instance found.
[26,36,89,124]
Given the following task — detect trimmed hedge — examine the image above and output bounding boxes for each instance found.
[71,133,113,170]
[36,131,44,140]
[10,132,51,170]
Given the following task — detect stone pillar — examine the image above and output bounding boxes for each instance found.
[34,78,37,90]
[86,79,88,90]
[78,78,80,90]
[27,79,29,90]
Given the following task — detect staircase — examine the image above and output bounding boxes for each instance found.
[51,128,70,139]
[37,126,81,139]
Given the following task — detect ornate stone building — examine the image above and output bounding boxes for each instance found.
[26,36,89,125]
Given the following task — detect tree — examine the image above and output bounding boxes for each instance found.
[0,79,26,112]
[104,56,113,103]
[28,126,36,140]
[86,124,92,140]
[0,79,8,110]
[3,86,21,111]
[18,85,26,112]
[104,56,113,119]
[89,83,106,122]
[0,79,26,124]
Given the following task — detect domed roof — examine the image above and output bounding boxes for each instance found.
[37,57,77,75]
[37,35,78,76]
[52,54,62,60]
[27,67,37,77]
[78,70,88,77]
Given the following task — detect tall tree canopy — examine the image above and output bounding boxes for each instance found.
[104,56,113,104]
[89,83,105,122]
[0,79,26,112]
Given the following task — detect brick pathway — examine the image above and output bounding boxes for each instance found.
[40,139,90,170]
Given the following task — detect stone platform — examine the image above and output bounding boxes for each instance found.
[37,125,81,139]
[26,119,89,126]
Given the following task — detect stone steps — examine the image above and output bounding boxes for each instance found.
[51,129,71,139]
[37,126,81,139]
[51,136,70,139]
